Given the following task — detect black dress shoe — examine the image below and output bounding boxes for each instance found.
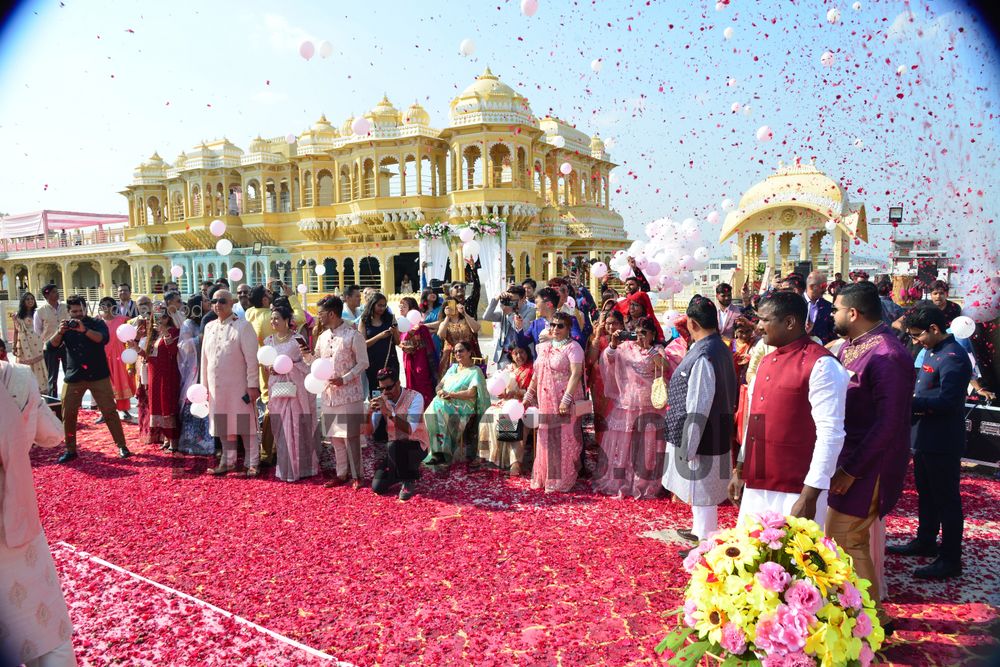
[678,547,693,559]
[118,447,133,459]
[914,558,962,580]
[57,450,78,464]
[676,528,699,543]
[887,539,938,557]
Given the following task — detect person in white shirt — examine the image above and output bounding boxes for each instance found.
[232,283,251,319]
[730,291,849,528]
[341,284,364,324]
[33,284,68,397]
[367,366,427,500]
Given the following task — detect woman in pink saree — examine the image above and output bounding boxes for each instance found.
[265,304,318,482]
[594,316,674,498]
[523,312,586,493]
[398,297,438,405]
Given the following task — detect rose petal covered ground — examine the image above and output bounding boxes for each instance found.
[32,413,1000,665]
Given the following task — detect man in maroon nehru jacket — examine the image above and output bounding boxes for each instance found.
[730,290,849,527]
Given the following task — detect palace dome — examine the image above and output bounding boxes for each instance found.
[737,161,845,211]
[248,135,268,152]
[449,67,533,121]
[403,101,430,126]
[367,95,402,128]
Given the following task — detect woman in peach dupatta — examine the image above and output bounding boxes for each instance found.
[99,297,136,422]
[0,361,75,666]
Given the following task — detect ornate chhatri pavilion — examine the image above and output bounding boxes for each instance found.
[719,160,867,286]
[103,67,626,298]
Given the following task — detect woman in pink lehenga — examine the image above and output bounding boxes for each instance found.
[265,305,318,482]
[398,297,438,405]
[98,297,136,422]
[523,312,586,493]
[594,316,674,499]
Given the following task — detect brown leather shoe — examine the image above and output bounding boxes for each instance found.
[351,477,364,490]
[208,465,234,476]
[245,467,259,478]
[324,474,349,488]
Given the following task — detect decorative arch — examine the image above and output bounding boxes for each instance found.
[339,166,352,202]
[342,257,356,286]
[302,170,313,207]
[358,256,380,289]
[420,155,434,195]
[317,170,334,206]
[378,156,401,197]
[191,185,202,217]
[362,159,375,198]
[404,154,417,196]
[322,258,339,292]
[265,179,277,213]
[279,179,291,212]
[488,143,512,187]
[146,196,162,224]
[215,183,225,216]
[516,147,527,188]
[150,265,166,293]
[245,180,261,214]
[462,145,482,189]
[352,163,360,200]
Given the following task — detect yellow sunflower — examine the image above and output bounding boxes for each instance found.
[705,538,760,575]
[693,602,728,645]
[785,532,849,596]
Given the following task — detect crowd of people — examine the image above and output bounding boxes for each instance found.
[3,259,997,663]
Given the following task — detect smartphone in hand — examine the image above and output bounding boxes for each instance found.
[242,393,252,404]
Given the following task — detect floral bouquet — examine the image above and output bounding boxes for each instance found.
[465,215,505,237]
[656,512,884,667]
[415,221,450,240]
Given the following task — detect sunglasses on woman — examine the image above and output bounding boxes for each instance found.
[548,322,567,330]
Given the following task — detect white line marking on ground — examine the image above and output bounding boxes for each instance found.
[56,541,353,664]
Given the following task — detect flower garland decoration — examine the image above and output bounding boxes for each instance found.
[656,512,884,667]
[414,220,450,240]
[464,215,505,238]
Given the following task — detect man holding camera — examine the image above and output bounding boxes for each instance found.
[483,285,535,369]
[49,295,133,463]
[368,367,427,501]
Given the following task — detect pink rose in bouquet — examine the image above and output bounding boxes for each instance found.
[756,561,791,593]
[839,581,863,611]
[853,609,873,638]
[755,604,812,656]
[719,622,747,655]
[784,579,824,615]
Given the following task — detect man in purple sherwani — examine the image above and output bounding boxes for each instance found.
[826,282,913,630]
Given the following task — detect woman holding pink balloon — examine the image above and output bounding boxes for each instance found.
[398,297,438,405]
[98,297,136,423]
[478,345,534,474]
[263,304,318,482]
[523,312,587,493]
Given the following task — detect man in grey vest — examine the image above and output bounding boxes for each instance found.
[662,296,738,557]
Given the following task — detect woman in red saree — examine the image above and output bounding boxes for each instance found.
[586,307,624,448]
[98,297,136,420]
[146,312,181,451]
[398,297,438,405]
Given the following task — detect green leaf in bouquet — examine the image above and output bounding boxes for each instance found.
[655,626,695,654]
[668,640,710,665]
[720,655,763,667]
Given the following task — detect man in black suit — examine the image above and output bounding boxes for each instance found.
[804,271,834,344]
[888,306,973,579]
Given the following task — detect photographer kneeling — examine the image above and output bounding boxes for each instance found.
[368,366,428,501]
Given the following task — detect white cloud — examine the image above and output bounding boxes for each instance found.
[886,10,960,43]
[262,13,318,54]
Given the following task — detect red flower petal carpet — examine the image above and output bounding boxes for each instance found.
[31,412,1000,666]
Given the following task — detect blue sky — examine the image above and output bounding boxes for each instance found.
[1,0,998,263]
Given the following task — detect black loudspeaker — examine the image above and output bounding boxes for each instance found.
[794,261,812,277]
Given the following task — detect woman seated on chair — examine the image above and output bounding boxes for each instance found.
[479,344,534,475]
[422,341,489,470]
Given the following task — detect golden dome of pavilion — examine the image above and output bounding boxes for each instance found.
[736,161,845,212]
[449,67,532,121]
[248,135,268,152]
[341,115,356,136]
[367,94,402,128]
[403,101,430,126]
[312,113,338,136]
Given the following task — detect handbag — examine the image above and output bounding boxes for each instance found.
[496,413,525,442]
[271,381,297,399]
[651,377,668,409]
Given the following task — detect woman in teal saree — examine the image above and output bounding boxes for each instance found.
[423,342,489,468]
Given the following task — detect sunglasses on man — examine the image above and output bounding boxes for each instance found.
[548,322,567,330]
[211,298,229,304]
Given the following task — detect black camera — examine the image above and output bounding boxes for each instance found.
[500,298,517,308]
[620,330,638,341]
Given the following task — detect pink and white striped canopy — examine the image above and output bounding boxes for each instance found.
[0,210,128,239]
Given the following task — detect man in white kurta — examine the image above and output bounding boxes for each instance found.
[314,296,369,487]
[732,292,848,529]
[200,291,261,476]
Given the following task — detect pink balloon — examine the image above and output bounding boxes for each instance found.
[299,41,315,61]
[487,376,507,397]
[406,310,422,326]
[502,399,525,421]
[273,354,293,375]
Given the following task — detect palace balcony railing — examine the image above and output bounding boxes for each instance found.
[0,229,127,253]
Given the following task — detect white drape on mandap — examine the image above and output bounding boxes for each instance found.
[419,238,450,286]
[477,230,505,305]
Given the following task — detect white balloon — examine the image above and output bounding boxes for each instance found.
[257,345,278,366]
[463,240,481,258]
[520,0,539,16]
[560,162,573,175]
[315,264,327,276]
[756,125,774,142]
[592,262,609,279]
[459,38,476,56]
[215,239,233,256]
[502,399,525,422]
[821,51,834,67]
[827,7,841,23]
[273,354,293,375]
[297,283,308,295]
[731,102,741,113]
[852,1,861,9]
[523,406,540,429]
[311,358,334,381]
[170,265,184,278]
[190,402,210,419]
[116,323,138,343]
[644,261,661,277]
[678,255,693,271]
[591,58,603,73]
[186,383,208,404]
[121,348,138,365]
[406,310,423,325]
[951,316,976,340]
[352,117,372,136]
[707,211,721,225]
[723,26,734,40]
[209,219,226,237]
[742,104,752,116]
[721,198,735,212]
[304,373,328,395]
[319,40,333,58]
[694,247,710,263]
[459,227,475,243]
[896,65,906,76]
[825,220,838,232]
[395,315,412,333]
[487,375,507,397]
[228,267,243,282]
[551,135,566,148]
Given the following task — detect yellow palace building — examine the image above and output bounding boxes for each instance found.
[0,68,628,304]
